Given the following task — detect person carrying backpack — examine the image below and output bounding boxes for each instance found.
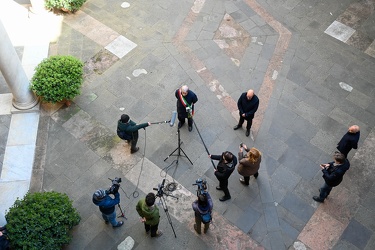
[192,192,213,234]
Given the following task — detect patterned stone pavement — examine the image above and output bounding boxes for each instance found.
[1,0,375,249]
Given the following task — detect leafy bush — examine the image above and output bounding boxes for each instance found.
[5,191,80,250]
[45,0,87,12]
[30,55,83,103]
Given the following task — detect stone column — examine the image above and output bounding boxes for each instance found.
[0,19,38,110]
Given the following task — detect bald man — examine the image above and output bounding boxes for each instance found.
[175,85,198,132]
[234,89,259,137]
[336,125,360,158]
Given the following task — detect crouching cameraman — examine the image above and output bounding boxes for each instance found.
[92,179,124,228]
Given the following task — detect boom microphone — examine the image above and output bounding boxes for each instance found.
[169,111,177,127]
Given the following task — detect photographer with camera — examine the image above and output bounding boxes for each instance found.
[210,151,237,201]
[192,179,213,234]
[238,143,262,186]
[136,193,162,237]
[92,178,124,228]
[175,85,198,132]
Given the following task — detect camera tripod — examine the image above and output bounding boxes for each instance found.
[154,179,178,238]
[164,126,193,165]
[117,204,127,219]
[113,181,128,220]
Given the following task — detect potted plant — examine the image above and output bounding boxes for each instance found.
[5,191,80,249]
[30,55,84,105]
[45,0,87,13]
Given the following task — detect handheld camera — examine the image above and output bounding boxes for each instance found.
[107,177,122,194]
[192,178,207,196]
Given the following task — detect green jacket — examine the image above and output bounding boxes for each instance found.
[136,198,160,226]
[117,120,148,134]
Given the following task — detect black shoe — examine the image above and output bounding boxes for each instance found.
[233,125,241,130]
[246,130,250,137]
[219,196,231,201]
[239,178,249,186]
[254,172,259,179]
[131,147,139,154]
[178,122,183,129]
[188,126,192,132]
[113,221,124,228]
[313,196,324,203]
[216,186,222,190]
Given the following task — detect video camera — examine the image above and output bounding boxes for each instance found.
[153,179,165,197]
[192,178,207,196]
[107,177,122,194]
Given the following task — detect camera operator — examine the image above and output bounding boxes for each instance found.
[136,193,162,237]
[92,184,124,228]
[192,191,213,234]
[209,151,237,201]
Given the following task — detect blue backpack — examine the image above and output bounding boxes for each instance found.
[201,210,212,224]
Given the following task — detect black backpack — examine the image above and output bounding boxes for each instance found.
[117,129,132,141]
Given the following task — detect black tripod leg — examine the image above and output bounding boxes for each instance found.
[179,147,193,165]
[117,204,127,219]
[160,196,177,238]
[164,147,179,161]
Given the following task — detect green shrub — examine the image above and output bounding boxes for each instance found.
[5,191,80,250]
[30,55,83,103]
[45,0,87,12]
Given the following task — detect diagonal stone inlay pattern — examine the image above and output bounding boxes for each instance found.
[213,13,251,67]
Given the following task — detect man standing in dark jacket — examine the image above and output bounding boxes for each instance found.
[210,151,237,201]
[117,114,151,154]
[313,152,350,203]
[337,125,360,158]
[175,85,198,132]
[234,89,259,137]
[92,189,124,227]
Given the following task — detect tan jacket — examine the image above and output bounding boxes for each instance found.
[237,151,261,176]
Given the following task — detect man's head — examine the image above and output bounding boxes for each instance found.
[348,125,360,133]
[222,151,233,163]
[246,89,254,100]
[121,114,130,123]
[333,151,346,164]
[181,85,189,96]
[93,189,107,201]
[145,193,156,206]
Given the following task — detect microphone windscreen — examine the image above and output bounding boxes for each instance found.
[169,111,177,127]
